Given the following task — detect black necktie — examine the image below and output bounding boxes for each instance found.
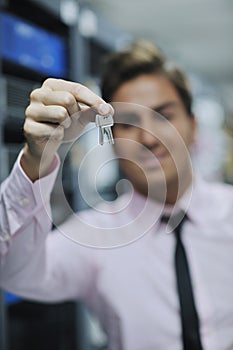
[161,214,203,350]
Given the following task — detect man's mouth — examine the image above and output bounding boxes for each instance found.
[137,150,168,170]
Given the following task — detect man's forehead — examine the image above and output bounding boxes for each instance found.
[112,101,179,115]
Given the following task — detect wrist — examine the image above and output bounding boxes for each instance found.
[20,144,55,181]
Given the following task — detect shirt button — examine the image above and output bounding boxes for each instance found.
[20,197,30,207]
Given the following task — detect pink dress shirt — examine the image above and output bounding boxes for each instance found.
[1,153,233,350]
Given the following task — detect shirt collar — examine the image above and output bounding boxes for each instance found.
[162,176,207,224]
[127,175,205,224]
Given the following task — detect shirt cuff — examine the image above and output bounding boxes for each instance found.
[1,150,60,236]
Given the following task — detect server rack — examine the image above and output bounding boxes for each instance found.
[0,1,132,349]
[0,1,89,349]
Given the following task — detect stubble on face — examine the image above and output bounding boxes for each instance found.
[111,74,195,204]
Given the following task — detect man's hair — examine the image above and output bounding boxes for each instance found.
[101,40,193,115]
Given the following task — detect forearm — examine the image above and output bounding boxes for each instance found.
[0,206,52,297]
[0,151,59,278]
[0,154,73,302]
[0,153,95,302]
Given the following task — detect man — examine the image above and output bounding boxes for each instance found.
[1,41,233,350]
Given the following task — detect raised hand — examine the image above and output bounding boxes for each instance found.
[21,78,113,181]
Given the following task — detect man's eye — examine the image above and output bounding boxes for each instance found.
[161,113,174,120]
[116,123,135,130]
[115,112,140,127]
[154,112,174,121]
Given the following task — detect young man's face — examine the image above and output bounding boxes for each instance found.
[111,74,196,203]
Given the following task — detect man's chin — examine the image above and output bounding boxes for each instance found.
[131,172,168,200]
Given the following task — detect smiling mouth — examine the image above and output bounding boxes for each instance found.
[138,151,168,170]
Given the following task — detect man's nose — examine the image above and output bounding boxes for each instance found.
[139,118,160,146]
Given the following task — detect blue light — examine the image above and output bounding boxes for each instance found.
[0,12,67,78]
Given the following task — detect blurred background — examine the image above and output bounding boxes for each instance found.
[0,0,233,349]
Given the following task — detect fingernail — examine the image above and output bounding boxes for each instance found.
[99,103,110,115]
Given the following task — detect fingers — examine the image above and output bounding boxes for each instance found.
[42,78,113,115]
[25,103,71,129]
[28,78,114,129]
[30,88,79,117]
[24,118,65,142]
[23,78,114,159]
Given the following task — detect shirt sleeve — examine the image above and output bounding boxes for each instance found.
[0,151,97,302]
[0,150,59,254]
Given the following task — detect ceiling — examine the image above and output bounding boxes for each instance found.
[88,0,233,123]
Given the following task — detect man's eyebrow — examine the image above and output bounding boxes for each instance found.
[151,102,178,114]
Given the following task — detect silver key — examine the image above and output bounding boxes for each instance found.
[95,114,114,145]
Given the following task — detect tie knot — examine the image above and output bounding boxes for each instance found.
[160,211,187,234]
[160,215,170,224]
